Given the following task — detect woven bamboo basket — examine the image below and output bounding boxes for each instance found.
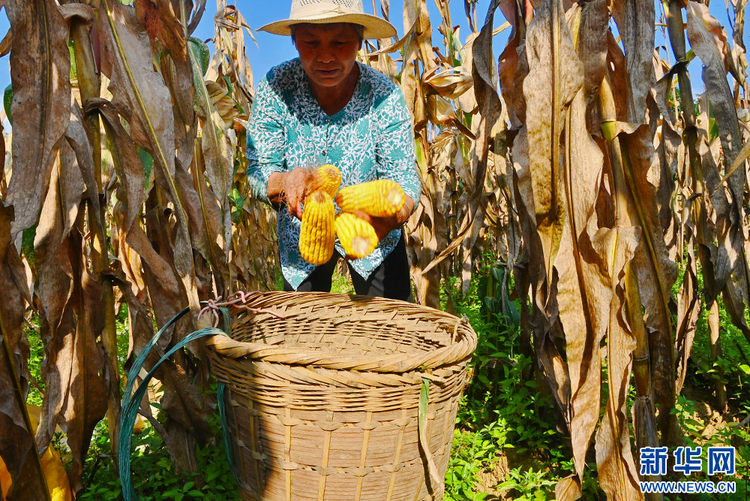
[203,292,477,501]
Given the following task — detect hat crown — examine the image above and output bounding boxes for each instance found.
[259,0,396,39]
[291,0,365,16]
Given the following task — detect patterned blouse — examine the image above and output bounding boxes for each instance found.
[246,58,421,290]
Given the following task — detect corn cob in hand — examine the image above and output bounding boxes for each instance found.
[309,164,341,198]
[335,212,379,259]
[335,179,405,217]
[299,190,336,265]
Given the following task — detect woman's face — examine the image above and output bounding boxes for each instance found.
[294,24,362,91]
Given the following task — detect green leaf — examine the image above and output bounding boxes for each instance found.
[229,186,245,223]
[22,226,36,270]
[68,40,77,81]
[222,75,234,95]
[491,266,504,283]
[4,84,12,125]
[205,468,222,483]
[189,37,211,77]
[138,147,154,191]
[419,378,429,430]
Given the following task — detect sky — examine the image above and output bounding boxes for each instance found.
[0,0,501,100]
[191,0,509,82]
[0,0,747,122]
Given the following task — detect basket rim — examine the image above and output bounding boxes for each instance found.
[203,291,477,373]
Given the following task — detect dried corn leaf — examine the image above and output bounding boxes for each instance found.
[687,1,750,312]
[97,0,200,316]
[187,0,207,35]
[400,2,427,128]
[174,151,229,296]
[426,94,456,123]
[33,144,83,452]
[424,68,473,99]
[699,131,734,296]
[209,6,254,107]
[0,199,43,501]
[592,227,643,501]
[497,0,527,124]
[146,1,197,171]
[421,3,498,277]
[688,2,744,191]
[512,123,572,425]
[4,0,71,240]
[135,0,187,63]
[574,0,608,134]
[606,33,631,124]
[61,268,111,493]
[189,38,234,260]
[85,98,183,303]
[675,237,700,394]
[615,123,680,444]
[524,0,581,284]
[0,325,49,501]
[554,92,609,501]
[65,103,102,221]
[653,84,681,258]
[551,8,610,485]
[685,1,737,76]
[610,0,655,124]
[498,34,526,128]
[33,148,110,492]
[161,58,197,178]
[0,204,29,383]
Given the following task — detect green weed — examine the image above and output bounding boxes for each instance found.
[25,320,45,408]
[77,411,239,501]
[496,466,557,501]
[443,259,572,499]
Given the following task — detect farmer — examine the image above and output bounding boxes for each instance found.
[246,0,421,301]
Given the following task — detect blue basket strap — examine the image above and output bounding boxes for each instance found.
[219,306,232,338]
[120,307,191,424]
[216,381,239,486]
[119,305,230,501]
[215,306,239,485]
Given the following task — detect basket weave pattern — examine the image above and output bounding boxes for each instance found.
[205,292,477,501]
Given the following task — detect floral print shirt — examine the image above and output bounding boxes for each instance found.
[246,58,421,290]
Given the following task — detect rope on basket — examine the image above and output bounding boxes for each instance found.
[119,301,242,501]
[419,378,442,488]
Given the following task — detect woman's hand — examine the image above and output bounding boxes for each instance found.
[267,168,315,219]
[352,194,415,243]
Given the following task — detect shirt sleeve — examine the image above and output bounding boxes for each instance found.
[246,76,286,204]
[373,87,422,207]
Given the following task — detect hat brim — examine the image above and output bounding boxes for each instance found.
[259,14,397,40]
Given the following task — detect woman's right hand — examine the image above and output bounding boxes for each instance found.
[267,168,314,219]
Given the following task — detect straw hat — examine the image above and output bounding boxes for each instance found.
[259,0,397,39]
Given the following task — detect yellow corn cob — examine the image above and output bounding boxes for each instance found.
[334,212,379,259]
[0,404,73,501]
[299,190,335,265]
[335,179,405,217]
[310,164,341,198]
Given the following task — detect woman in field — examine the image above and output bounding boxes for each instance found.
[246,0,421,300]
